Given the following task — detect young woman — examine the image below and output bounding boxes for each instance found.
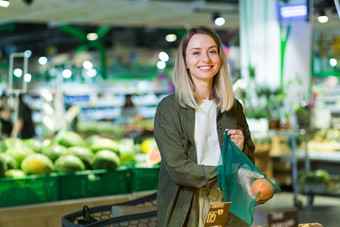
[153,26,255,227]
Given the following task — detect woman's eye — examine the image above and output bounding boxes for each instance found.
[192,51,200,55]
[209,50,217,54]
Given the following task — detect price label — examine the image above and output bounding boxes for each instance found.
[204,202,231,227]
[267,209,298,227]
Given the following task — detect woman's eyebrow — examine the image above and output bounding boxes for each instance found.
[189,45,217,51]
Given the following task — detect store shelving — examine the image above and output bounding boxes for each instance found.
[296,150,340,163]
[25,79,172,137]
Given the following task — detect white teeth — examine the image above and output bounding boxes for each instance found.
[200,67,211,69]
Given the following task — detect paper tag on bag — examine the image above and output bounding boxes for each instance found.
[204,202,232,227]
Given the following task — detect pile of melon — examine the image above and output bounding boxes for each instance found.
[0,131,160,179]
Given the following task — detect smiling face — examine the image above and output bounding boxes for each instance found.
[185,34,221,88]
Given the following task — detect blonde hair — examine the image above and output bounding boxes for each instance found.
[173,26,234,112]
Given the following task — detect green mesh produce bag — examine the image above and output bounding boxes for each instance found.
[217,133,281,226]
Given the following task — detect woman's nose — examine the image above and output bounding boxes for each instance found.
[201,52,211,62]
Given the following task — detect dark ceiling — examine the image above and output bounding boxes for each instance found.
[0,0,338,60]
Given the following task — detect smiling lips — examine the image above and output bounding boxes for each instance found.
[198,65,213,70]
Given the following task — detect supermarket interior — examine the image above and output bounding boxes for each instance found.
[0,0,340,226]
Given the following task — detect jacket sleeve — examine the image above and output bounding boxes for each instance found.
[235,100,255,163]
[153,97,219,190]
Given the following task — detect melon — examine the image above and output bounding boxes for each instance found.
[22,138,43,153]
[0,153,18,169]
[90,138,119,154]
[1,137,22,152]
[21,154,54,175]
[67,146,94,169]
[5,146,35,166]
[42,144,68,162]
[5,169,26,178]
[92,150,120,170]
[54,154,85,173]
[146,148,161,165]
[55,130,86,148]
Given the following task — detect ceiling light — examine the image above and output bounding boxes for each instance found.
[0,0,9,7]
[24,73,32,82]
[24,50,32,58]
[213,12,225,26]
[165,34,177,42]
[62,69,72,78]
[318,10,328,23]
[87,68,97,77]
[87,33,98,41]
[38,56,48,65]
[330,58,337,67]
[318,15,329,23]
[158,52,169,62]
[13,68,22,77]
[82,60,93,70]
[157,61,166,70]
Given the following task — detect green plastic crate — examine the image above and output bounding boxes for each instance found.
[130,164,160,192]
[0,173,59,207]
[58,166,130,200]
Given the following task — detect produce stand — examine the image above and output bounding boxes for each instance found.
[0,163,159,207]
[58,167,130,201]
[274,130,309,208]
[0,173,59,207]
[274,130,340,208]
[0,163,160,227]
[297,150,340,206]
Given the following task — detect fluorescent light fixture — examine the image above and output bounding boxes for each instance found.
[318,15,329,23]
[0,0,10,7]
[87,33,98,41]
[215,17,225,26]
[165,34,177,42]
[280,5,308,18]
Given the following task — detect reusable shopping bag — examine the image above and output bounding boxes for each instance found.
[217,133,281,225]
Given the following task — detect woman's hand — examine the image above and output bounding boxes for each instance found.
[227,129,244,150]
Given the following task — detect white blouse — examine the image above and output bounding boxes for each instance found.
[194,99,221,166]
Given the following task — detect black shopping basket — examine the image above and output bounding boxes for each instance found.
[62,192,157,227]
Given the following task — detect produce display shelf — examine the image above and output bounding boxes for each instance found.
[297,150,340,162]
[129,164,160,192]
[0,163,160,207]
[0,173,59,207]
[58,166,131,201]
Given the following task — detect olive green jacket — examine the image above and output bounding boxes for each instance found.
[153,94,255,227]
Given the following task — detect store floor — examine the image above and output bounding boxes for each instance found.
[252,191,340,227]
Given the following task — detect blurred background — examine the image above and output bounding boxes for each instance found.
[0,0,339,227]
